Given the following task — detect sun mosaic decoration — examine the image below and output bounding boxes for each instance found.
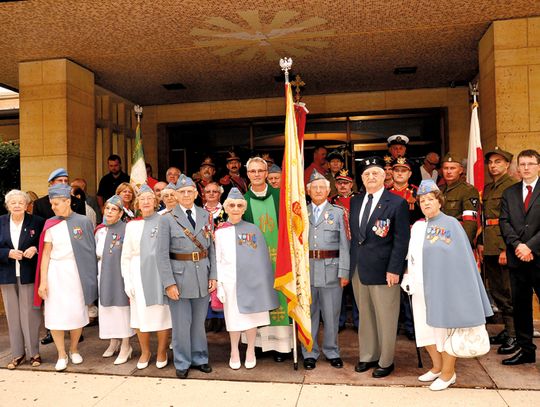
[191,10,334,61]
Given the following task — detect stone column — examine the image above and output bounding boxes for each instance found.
[19,59,95,196]
[479,17,540,152]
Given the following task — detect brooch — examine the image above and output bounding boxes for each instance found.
[72,226,83,240]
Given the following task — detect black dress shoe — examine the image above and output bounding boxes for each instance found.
[303,357,317,370]
[40,331,53,345]
[273,352,289,362]
[176,369,189,379]
[502,350,536,365]
[338,325,346,333]
[372,363,394,378]
[490,329,509,345]
[327,357,343,368]
[497,337,519,355]
[354,360,378,373]
[213,318,224,333]
[191,363,212,373]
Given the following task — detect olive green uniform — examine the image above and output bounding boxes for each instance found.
[440,179,480,246]
[481,173,517,336]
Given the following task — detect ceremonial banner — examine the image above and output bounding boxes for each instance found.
[275,82,313,351]
[466,103,484,197]
[130,118,147,188]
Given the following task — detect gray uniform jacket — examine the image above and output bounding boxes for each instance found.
[156,205,217,299]
[308,202,350,287]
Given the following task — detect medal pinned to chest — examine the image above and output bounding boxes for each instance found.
[372,219,390,238]
[238,232,257,249]
[109,232,123,253]
[72,226,83,240]
[426,225,452,244]
[150,226,158,238]
[323,211,334,225]
[203,223,213,240]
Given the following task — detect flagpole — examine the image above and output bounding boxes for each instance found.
[279,57,299,371]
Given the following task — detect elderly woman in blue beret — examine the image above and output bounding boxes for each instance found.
[402,179,493,391]
[215,188,279,370]
[121,185,172,370]
[0,190,44,369]
[95,195,135,365]
[36,183,98,371]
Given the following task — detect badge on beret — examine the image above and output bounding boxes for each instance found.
[72,226,83,240]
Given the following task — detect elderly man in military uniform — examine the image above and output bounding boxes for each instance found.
[478,147,518,354]
[302,170,350,370]
[387,135,409,159]
[440,153,480,246]
[156,174,217,379]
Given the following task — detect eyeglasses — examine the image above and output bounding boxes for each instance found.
[228,203,246,208]
[247,169,267,174]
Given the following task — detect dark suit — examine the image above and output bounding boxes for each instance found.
[500,180,540,354]
[349,189,410,367]
[32,194,86,220]
[0,213,45,285]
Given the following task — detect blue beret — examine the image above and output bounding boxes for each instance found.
[48,183,71,199]
[417,179,440,196]
[226,187,245,201]
[268,164,282,174]
[308,169,326,184]
[138,184,153,195]
[106,194,123,209]
[48,168,68,183]
[177,174,195,189]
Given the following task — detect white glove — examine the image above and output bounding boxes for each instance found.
[217,284,226,303]
[124,284,136,300]
[400,273,414,295]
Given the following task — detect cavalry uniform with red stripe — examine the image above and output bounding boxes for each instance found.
[440,179,480,246]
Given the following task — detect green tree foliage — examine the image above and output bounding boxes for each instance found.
[0,140,20,215]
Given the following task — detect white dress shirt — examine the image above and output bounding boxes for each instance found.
[312,201,328,221]
[179,204,196,223]
[358,186,385,226]
[522,177,538,201]
[9,217,23,277]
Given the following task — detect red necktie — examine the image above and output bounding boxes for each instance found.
[524,185,533,211]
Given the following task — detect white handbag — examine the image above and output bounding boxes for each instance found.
[443,325,490,358]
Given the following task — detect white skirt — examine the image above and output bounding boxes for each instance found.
[129,256,172,332]
[99,305,135,339]
[222,281,270,332]
[45,258,89,330]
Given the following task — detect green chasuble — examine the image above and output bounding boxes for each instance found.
[244,185,289,326]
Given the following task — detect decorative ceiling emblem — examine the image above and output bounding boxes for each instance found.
[191,10,334,61]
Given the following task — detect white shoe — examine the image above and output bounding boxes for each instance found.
[55,357,68,371]
[245,357,257,369]
[102,340,121,358]
[418,370,441,382]
[137,355,151,370]
[229,358,241,370]
[156,356,168,369]
[114,347,133,365]
[429,373,457,391]
[69,352,83,365]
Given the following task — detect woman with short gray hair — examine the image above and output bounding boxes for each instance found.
[0,190,45,369]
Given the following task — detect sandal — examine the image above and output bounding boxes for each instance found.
[30,355,42,367]
[7,354,25,370]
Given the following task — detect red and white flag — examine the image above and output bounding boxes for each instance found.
[466,103,484,197]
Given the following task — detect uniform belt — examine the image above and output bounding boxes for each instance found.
[485,219,499,226]
[169,251,208,262]
[309,250,339,259]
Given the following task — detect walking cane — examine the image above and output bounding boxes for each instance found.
[405,286,423,369]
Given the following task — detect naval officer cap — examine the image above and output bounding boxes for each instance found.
[48,183,71,199]
[307,169,326,185]
[441,152,464,165]
[387,134,409,147]
[48,168,68,183]
[226,187,245,201]
[268,164,282,174]
[358,156,385,174]
[106,194,124,209]
[484,147,513,163]
[417,179,440,196]
[177,174,195,189]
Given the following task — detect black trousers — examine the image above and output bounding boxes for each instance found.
[485,255,515,336]
[509,265,540,353]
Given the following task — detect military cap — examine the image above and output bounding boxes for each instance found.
[138,184,153,195]
[441,152,464,165]
[417,179,440,196]
[383,155,394,167]
[327,149,345,162]
[358,156,385,174]
[48,168,68,183]
[48,183,71,199]
[387,134,409,146]
[335,169,353,182]
[268,164,282,174]
[392,156,412,170]
[177,174,195,189]
[106,194,123,209]
[307,169,326,185]
[163,181,179,191]
[484,147,513,163]
[226,187,245,201]
[225,150,242,162]
[200,156,216,168]
[261,153,274,165]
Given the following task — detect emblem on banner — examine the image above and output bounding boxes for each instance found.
[72,226,83,240]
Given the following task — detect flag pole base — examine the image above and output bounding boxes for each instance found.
[292,319,298,370]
